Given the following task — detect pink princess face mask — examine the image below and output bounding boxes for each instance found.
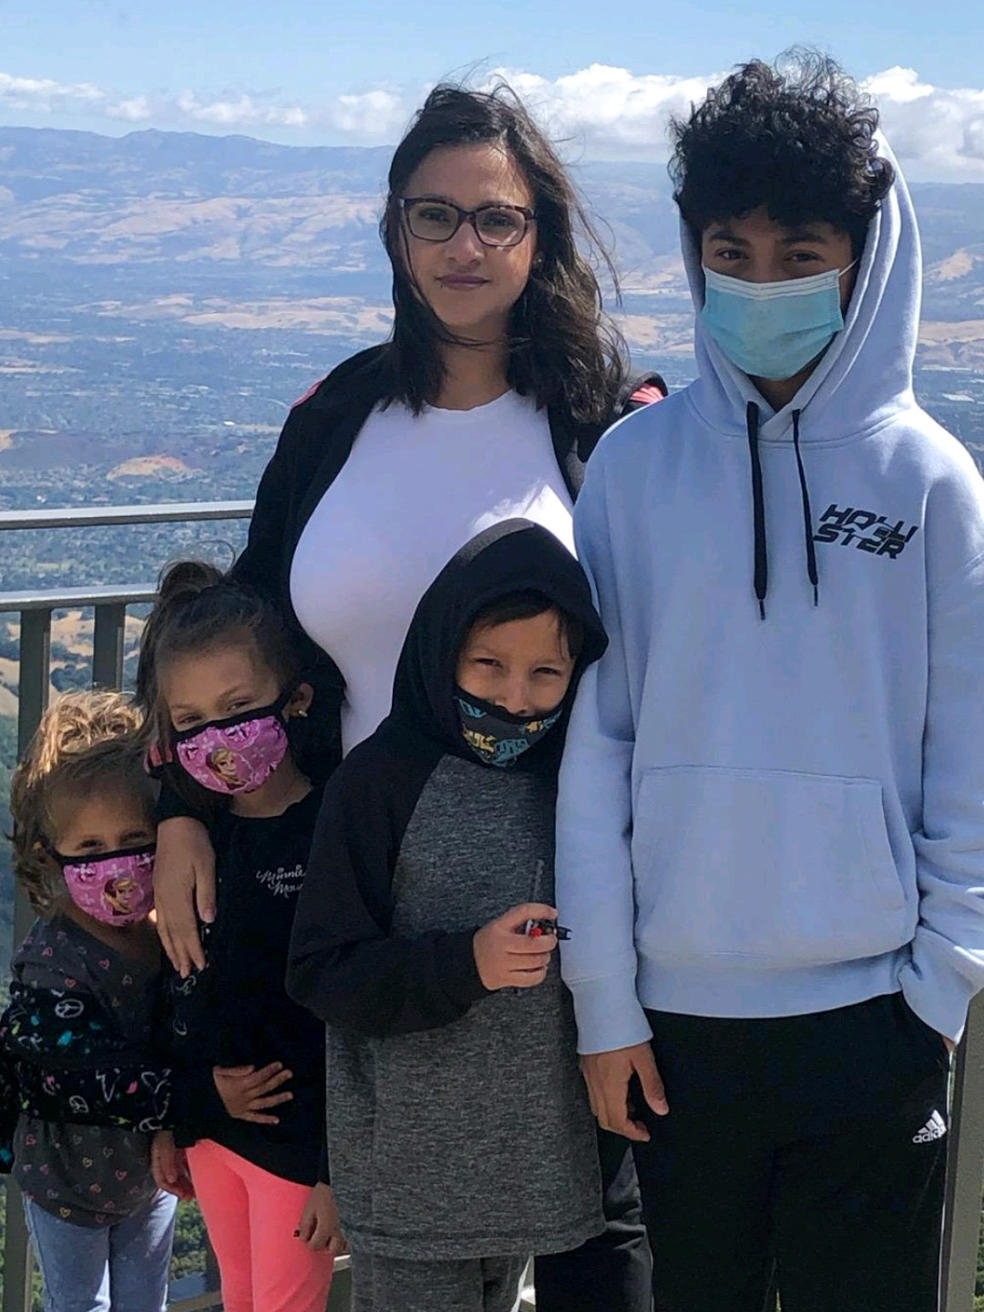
[173,690,291,795]
[54,845,156,926]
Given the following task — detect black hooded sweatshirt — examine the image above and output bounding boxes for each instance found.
[286,520,609,1258]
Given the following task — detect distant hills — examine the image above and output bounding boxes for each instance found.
[0,124,981,310]
[0,123,981,499]
[0,125,392,199]
[0,125,684,294]
[1,124,982,372]
[0,122,981,547]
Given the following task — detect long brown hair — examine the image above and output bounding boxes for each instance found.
[380,82,626,424]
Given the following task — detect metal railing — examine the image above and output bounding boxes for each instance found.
[1,501,982,1311]
[0,503,242,1311]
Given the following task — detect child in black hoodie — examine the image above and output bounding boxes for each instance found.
[287,519,609,1312]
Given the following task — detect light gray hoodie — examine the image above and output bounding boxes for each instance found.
[557,146,984,1052]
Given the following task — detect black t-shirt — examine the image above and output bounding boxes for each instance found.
[168,786,325,1185]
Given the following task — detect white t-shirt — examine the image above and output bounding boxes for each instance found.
[289,390,575,754]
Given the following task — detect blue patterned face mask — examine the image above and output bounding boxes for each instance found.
[454,689,562,767]
[701,262,857,382]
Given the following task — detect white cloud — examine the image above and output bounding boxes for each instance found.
[0,72,105,112]
[488,63,984,178]
[485,64,717,157]
[328,89,408,139]
[3,64,984,180]
[174,92,309,129]
[106,96,152,122]
[861,67,984,178]
[865,67,933,104]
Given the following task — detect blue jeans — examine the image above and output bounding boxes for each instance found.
[23,1190,177,1312]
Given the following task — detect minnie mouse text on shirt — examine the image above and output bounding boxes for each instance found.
[255,864,305,898]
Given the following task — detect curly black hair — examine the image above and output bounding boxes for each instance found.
[670,51,895,256]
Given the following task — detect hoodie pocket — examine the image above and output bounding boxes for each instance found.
[632,766,908,966]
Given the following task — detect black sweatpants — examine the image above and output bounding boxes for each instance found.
[534,1125,653,1312]
[630,993,949,1312]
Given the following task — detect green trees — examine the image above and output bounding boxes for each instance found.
[170,1200,209,1280]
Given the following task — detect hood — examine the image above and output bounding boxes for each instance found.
[683,138,920,445]
[388,519,608,773]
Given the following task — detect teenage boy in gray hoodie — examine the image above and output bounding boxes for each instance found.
[556,52,984,1312]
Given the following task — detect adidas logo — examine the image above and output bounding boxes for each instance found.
[913,1110,947,1144]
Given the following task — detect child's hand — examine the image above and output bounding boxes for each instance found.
[213,1062,294,1124]
[154,816,216,977]
[151,1130,195,1200]
[295,1181,348,1255]
[473,903,560,991]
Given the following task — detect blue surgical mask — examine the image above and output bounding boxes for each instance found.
[701,262,857,382]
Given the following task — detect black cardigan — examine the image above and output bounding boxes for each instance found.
[159,345,665,811]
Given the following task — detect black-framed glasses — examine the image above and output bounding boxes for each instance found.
[401,197,536,248]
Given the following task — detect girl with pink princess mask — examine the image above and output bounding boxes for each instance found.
[138,561,343,1312]
[0,692,178,1312]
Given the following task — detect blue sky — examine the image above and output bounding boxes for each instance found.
[2,0,983,179]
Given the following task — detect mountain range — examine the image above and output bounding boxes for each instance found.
[0,125,980,307]
[0,122,981,509]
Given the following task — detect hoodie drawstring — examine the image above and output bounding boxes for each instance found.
[792,409,820,607]
[746,401,768,619]
[745,403,821,618]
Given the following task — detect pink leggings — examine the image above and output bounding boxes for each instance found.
[187,1139,334,1312]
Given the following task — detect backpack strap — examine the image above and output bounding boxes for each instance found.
[615,370,668,419]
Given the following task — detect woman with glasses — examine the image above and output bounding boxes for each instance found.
[148,82,662,1312]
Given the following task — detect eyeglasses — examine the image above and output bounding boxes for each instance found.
[401,198,536,248]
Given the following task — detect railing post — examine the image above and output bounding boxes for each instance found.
[941,992,984,1311]
[1,1188,34,1312]
[14,609,50,951]
[92,602,127,690]
[205,1241,221,1294]
[0,503,254,1312]
[16,608,50,757]
[4,605,52,1309]
[326,1255,352,1311]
